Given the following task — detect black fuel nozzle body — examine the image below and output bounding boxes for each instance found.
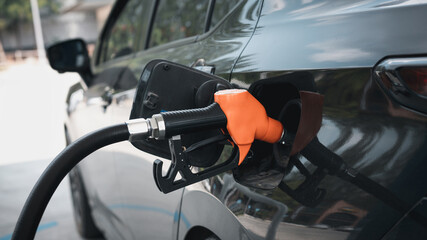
[143,102,238,194]
[127,102,226,141]
[160,102,227,138]
[128,89,284,193]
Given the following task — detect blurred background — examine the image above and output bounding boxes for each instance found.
[0,0,113,239]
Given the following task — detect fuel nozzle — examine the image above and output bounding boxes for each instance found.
[127,89,284,163]
[126,89,284,193]
[214,89,284,164]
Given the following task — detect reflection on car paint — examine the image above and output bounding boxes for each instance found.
[108,203,191,229]
[209,68,427,239]
[206,113,426,238]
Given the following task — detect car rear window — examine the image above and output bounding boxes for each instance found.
[102,0,152,62]
[210,0,241,29]
[149,0,210,48]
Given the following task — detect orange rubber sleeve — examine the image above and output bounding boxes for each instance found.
[214,89,283,165]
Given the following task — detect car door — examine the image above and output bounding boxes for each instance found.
[104,0,259,239]
[71,0,154,239]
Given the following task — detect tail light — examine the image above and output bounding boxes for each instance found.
[398,67,427,96]
[374,56,427,114]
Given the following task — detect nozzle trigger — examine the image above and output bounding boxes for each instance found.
[153,135,239,193]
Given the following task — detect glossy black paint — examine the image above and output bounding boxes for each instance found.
[222,67,427,239]
[233,0,427,72]
[58,0,427,239]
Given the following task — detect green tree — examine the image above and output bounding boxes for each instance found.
[0,0,60,62]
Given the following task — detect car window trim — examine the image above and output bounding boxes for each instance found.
[144,0,160,50]
[97,0,153,65]
[204,0,216,32]
[196,0,244,42]
[139,35,199,56]
[146,0,213,49]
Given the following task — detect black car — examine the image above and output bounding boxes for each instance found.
[47,0,427,239]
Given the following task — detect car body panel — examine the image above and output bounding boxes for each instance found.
[205,68,427,239]
[233,0,427,72]
[178,188,253,240]
[213,0,427,238]
[63,0,427,239]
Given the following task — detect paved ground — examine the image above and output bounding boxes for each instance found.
[0,59,87,239]
[0,159,82,240]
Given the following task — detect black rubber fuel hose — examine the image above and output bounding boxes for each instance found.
[302,137,427,227]
[12,124,129,240]
[301,137,346,175]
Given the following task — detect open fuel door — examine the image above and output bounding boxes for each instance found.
[129,60,232,167]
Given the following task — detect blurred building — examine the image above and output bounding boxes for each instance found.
[0,0,113,60]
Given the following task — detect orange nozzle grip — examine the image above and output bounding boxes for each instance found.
[214,89,283,165]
